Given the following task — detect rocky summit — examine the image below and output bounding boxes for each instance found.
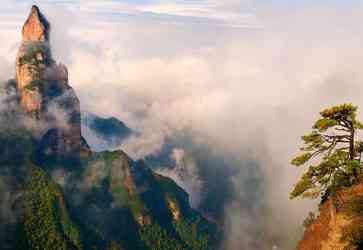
[16,5,82,161]
[22,5,50,42]
[0,6,218,250]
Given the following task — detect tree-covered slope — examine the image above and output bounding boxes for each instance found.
[0,5,219,250]
[0,127,218,250]
[82,112,132,150]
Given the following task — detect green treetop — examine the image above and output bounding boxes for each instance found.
[290,104,363,200]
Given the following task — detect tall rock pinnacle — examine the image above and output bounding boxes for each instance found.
[22,5,50,42]
[15,6,85,161]
[16,5,53,112]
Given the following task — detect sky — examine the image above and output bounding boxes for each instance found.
[2,1,363,249]
[1,0,359,31]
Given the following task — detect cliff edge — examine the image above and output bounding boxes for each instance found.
[16,5,84,161]
[298,183,363,250]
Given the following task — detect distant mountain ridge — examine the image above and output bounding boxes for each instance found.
[0,6,218,250]
[82,112,132,151]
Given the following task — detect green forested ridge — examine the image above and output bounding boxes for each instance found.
[73,151,217,250]
[23,166,82,250]
[0,127,217,250]
[1,5,218,249]
[82,113,132,143]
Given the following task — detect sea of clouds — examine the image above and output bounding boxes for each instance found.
[2,1,363,249]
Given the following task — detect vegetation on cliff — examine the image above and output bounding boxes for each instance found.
[22,167,82,250]
[0,5,218,250]
[292,104,363,249]
[0,107,218,250]
[19,43,51,66]
[291,104,363,200]
[71,151,217,250]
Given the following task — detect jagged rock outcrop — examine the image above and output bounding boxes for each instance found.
[15,5,83,160]
[0,6,219,250]
[22,5,49,42]
[298,183,363,250]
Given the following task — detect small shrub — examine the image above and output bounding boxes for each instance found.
[340,196,363,248]
[341,223,363,248]
[24,79,46,91]
[342,196,363,218]
[19,43,50,66]
[303,211,316,228]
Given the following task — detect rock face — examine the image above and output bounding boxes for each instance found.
[22,6,50,42]
[0,6,219,250]
[297,183,363,250]
[15,5,82,160]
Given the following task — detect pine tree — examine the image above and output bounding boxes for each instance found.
[290,104,363,200]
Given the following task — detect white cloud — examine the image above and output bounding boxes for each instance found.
[137,0,260,28]
[0,0,260,28]
[156,148,203,208]
[2,1,363,249]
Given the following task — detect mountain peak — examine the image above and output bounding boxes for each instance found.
[22,5,50,42]
[31,5,40,13]
[16,5,82,160]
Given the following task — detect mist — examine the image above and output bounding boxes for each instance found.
[2,1,363,249]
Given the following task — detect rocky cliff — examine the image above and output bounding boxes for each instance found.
[297,183,363,250]
[0,6,218,250]
[16,5,83,161]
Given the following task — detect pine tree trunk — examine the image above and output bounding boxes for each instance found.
[350,127,355,161]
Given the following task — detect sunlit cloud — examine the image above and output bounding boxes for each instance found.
[0,0,261,28]
[2,1,363,249]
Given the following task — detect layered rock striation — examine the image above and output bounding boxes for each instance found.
[15,6,83,160]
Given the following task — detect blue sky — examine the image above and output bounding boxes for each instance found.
[1,0,360,30]
[2,0,360,31]
[2,0,262,29]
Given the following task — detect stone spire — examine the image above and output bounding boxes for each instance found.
[22,5,50,42]
[15,6,85,161]
[16,5,52,112]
